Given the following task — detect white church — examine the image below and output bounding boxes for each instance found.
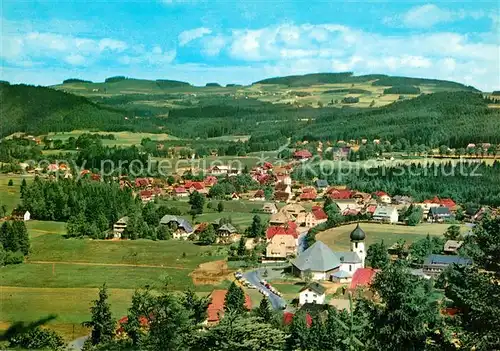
[291,223,366,282]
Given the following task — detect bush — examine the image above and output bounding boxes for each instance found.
[4,250,24,265]
[104,76,127,83]
[9,326,65,350]
[341,96,359,104]
[7,179,13,186]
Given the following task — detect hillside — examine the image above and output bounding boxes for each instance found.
[253,72,479,91]
[0,83,133,137]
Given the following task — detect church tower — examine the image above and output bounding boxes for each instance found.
[350,223,366,268]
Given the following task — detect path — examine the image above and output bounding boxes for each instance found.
[27,260,190,270]
[68,336,88,351]
[244,269,286,310]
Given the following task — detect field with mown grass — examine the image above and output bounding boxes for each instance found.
[0,173,33,214]
[316,222,468,251]
[45,130,178,147]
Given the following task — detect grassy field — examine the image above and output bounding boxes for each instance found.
[0,174,33,214]
[46,130,178,147]
[316,223,468,251]
[26,220,67,238]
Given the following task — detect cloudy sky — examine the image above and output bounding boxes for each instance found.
[1,0,499,90]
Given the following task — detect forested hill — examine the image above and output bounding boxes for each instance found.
[299,91,500,146]
[253,72,479,91]
[0,83,130,137]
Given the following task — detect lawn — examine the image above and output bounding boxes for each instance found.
[46,130,178,147]
[26,220,67,238]
[316,223,468,251]
[0,174,32,214]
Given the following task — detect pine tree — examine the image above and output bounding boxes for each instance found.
[224,281,246,314]
[288,311,309,350]
[255,297,272,321]
[11,221,29,255]
[83,284,116,345]
[366,241,389,269]
[181,288,209,324]
[217,201,224,213]
[20,178,27,199]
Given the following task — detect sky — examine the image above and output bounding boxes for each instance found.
[1,0,499,90]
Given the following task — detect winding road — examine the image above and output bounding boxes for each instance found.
[244,269,286,310]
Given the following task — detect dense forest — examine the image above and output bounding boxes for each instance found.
[383,85,421,94]
[372,76,479,91]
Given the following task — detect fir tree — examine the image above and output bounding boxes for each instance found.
[83,284,116,345]
[224,281,246,314]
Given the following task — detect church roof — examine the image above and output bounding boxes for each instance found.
[292,241,341,272]
[350,223,366,241]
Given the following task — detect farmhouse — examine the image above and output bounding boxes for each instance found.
[299,188,317,201]
[262,202,278,214]
[252,189,266,201]
[11,210,30,221]
[293,149,313,160]
[217,223,239,243]
[423,254,472,277]
[269,211,293,225]
[299,282,326,306]
[280,203,307,221]
[372,205,399,223]
[327,188,353,200]
[173,187,189,198]
[266,232,298,259]
[160,215,193,240]
[112,216,129,239]
[444,240,464,254]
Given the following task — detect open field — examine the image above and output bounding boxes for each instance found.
[46,130,178,147]
[0,174,32,213]
[26,220,67,238]
[316,223,468,251]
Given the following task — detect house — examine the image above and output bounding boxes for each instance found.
[217,223,238,237]
[269,211,294,225]
[299,282,326,306]
[327,188,353,200]
[342,208,360,217]
[159,215,193,240]
[266,232,298,259]
[349,268,378,291]
[334,199,359,213]
[293,149,313,160]
[315,179,329,189]
[331,270,352,283]
[208,165,241,175]
[392,195,413,205]
[206,289,252,325]
[266,222,298,242]
[305,207,328,227]
[204,176,218,187]
[231,193,241,200]
[253,189,266,201]
[280,204,307,220]
[275,181,292,194]
[173,187,189,198]
[276,173,292,185]
[292,241,343,280]
[185,181,207,195]
[444,240,464,254]
[351,192,371,204]
[274,191,291,203]
[135,178,152,188]
[439,198,456,210]
[11,210,30,221]
[139,190,154,203]
[262,202,278,214]
[374,191,391,204]
[113,216,129,239]
[427,207,453,223]
[299,188,317,201]
[422,254,472,277]
[372,206,399,223]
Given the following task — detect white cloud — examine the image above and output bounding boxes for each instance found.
[201,36,227,56]
[118,46,176,66]
[178,27,212,46]
[384,4,487,28]
[64,54,86,66]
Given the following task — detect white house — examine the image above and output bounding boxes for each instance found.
[262,202,279,214]
[299,282,326,306]
[112,216,129,239]
[372,206,399,224]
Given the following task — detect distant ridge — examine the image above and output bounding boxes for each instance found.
[252,72,479,91]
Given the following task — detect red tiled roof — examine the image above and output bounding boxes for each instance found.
[439,198,456,208]
[300,191,317,200]
[174,187,187,193]
[204,176,218,186]
[135,178,151,187]
[266,222,298,240]
[342,208,360,216]
[263,162,273,170]
[185,181,205,190]
[374,191,388,197]
[328,189,353,199]
[207,289,252,322]
[140,190,153,198]
[283,312,312,327]
[366,205,377,214]
[312,207,328,220]
[254,189,265,197]
[349,268,378,290]
[293,150,313,158]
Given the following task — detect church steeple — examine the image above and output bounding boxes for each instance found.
[350,223,366,267]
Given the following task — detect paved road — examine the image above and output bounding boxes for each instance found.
[244,270,286,310]
[68,336,88,351]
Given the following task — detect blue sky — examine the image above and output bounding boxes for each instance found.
[1,0,499,90]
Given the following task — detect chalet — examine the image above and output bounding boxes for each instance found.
[374,191,391,204]
[205,290,252,325]
[217,223,239,244]
[275,181,291,194]
[280,204,307,224]
[262,202,278,214]
[11,210,30,221]
[252,189,265,201]
[372,206,399,223]
[427,207,453,223]
[422,254,472,277]
[299,282,326,306]
[444,240,464,254]
[231,192,241,200]
[173,187,189,198]
[274,191,291,203]
[315,179,329,189]
[208,165,241,176]
[159,215,193,240]
[113,216,129,239]
[293,149,313,160]
[305,207,328,227]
